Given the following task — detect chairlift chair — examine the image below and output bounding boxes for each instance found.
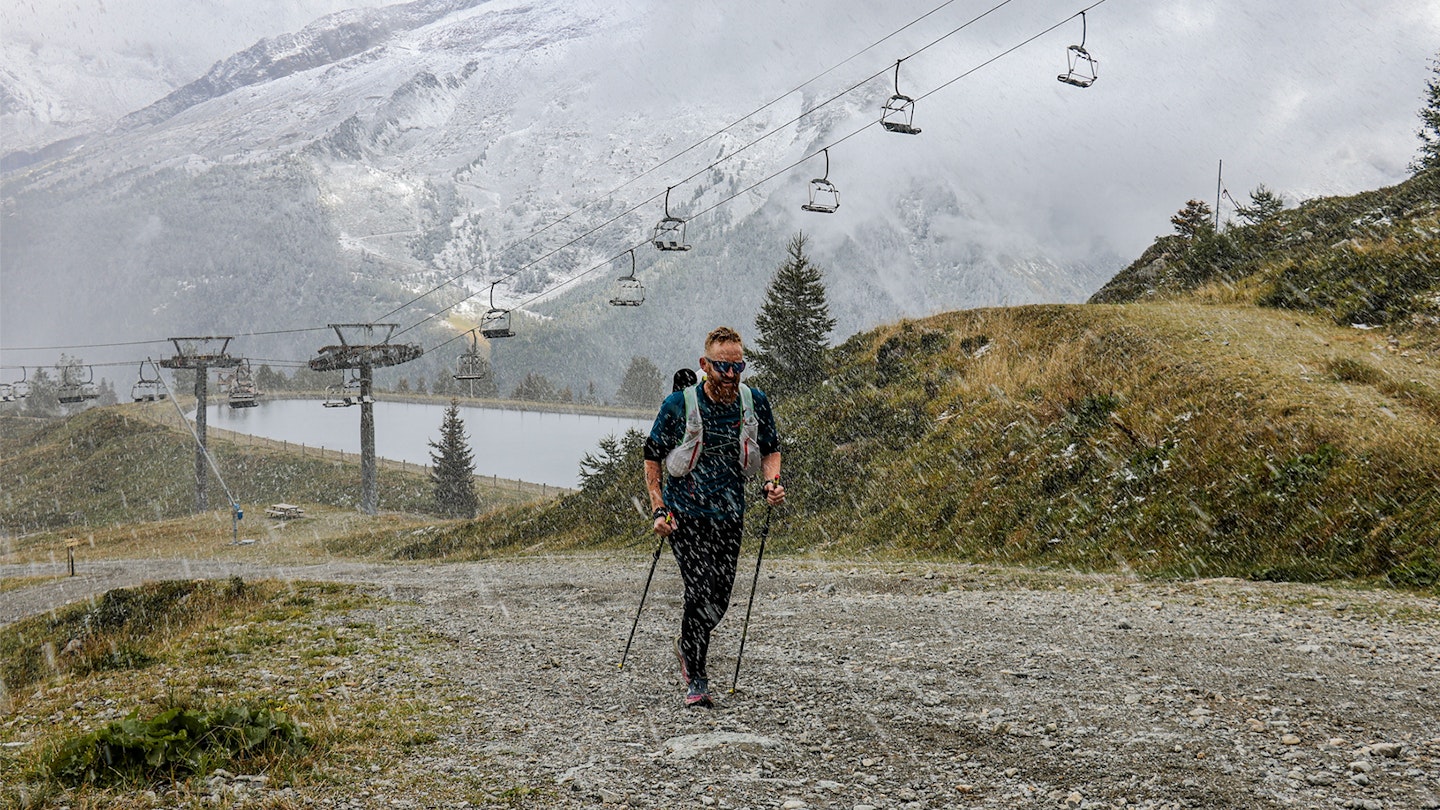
[454,331,489,380]
[323,370,364,408]
[228,382,259,408]
[609,250,646,306]
[0,382,11,403]
[58,365,98,404]
[652,186,692,251]
[801,148,840,214]
[480,281,515,339]
[228,360,259,408]
[131,362,168,402]
[881,60,922,135]
[322,385,354,408]
[1057,12,1098,88]
[8,367,30,400]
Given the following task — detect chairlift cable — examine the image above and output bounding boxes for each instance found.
[385,0,1024,335]
[2,326,331,354]
[369,0,992,326]
[396,0,1029,339]
[412,0,1104,346]
[918,0,1109,103]
[10,0,1104,358]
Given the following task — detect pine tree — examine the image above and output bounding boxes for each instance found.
[615,356,663,407]
[1412,53,1440,173]
[428,399,479,519]
[751,233,836,397]
[254,364,287,392]
[1170,200,1215,241]
[1235,185,1286,225]
[512,372,558,402]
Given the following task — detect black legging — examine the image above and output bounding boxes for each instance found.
[669,513,744,682]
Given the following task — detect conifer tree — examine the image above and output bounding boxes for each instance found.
[428,399,479,519]
[751,233,836,397]
[1170,200,1215,241]
[1412,53,1440,173]
[512,372,559,402]
[615,356,663,407]
[1235,185,1286,225]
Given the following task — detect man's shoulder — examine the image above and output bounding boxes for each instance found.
[657,390,686,416]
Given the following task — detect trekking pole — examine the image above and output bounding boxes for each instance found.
[730,504,773,693]
[619,534,666,670]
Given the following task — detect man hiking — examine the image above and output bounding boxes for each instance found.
[644,326,785,708]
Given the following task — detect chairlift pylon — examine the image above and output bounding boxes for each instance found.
[131,362,169,403]
[1057,11,1098,88]
[454,330,489,380]
[881,59,921,135]
[801,148,840,214]
[652,186,692,251]
[480,281,516,339]
[609,249,646,307]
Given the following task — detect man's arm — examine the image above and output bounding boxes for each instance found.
[645,459,665,512]
[644,459,675,536]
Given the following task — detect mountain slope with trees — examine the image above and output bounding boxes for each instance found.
[1089,168,1439,328]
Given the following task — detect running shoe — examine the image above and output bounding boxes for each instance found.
[685,677,713,709]
[673,636,690,686]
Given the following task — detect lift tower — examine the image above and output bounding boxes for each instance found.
[309,324,422,515]
[160,337,241,512]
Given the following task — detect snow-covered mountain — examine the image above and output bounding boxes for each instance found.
[2,0,1119,393]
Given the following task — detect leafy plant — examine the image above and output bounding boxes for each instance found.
[46,704,309,786]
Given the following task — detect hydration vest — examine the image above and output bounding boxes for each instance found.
[664,383,763,478]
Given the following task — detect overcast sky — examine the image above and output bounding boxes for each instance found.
[3,0,1437,261]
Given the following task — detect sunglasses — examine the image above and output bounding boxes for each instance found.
[704,359,746,375]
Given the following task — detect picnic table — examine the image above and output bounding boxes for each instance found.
[264,503,306,520]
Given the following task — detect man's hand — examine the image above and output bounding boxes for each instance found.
[761,477,786,506]
[652,506,676,537]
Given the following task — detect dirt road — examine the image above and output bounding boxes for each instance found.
[2,555,1438,809]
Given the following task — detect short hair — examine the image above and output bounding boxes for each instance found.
[705,326,743,352]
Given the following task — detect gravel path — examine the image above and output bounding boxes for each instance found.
[3,555,1438,809]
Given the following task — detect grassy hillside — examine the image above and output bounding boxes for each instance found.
[0,404,534,535]
[401,301,1440,592]
[1089,169,1440,336]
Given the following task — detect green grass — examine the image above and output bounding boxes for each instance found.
[0,579,464,808]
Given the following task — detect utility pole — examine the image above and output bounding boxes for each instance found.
[310,324,422,515]
[161,337,240,512]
